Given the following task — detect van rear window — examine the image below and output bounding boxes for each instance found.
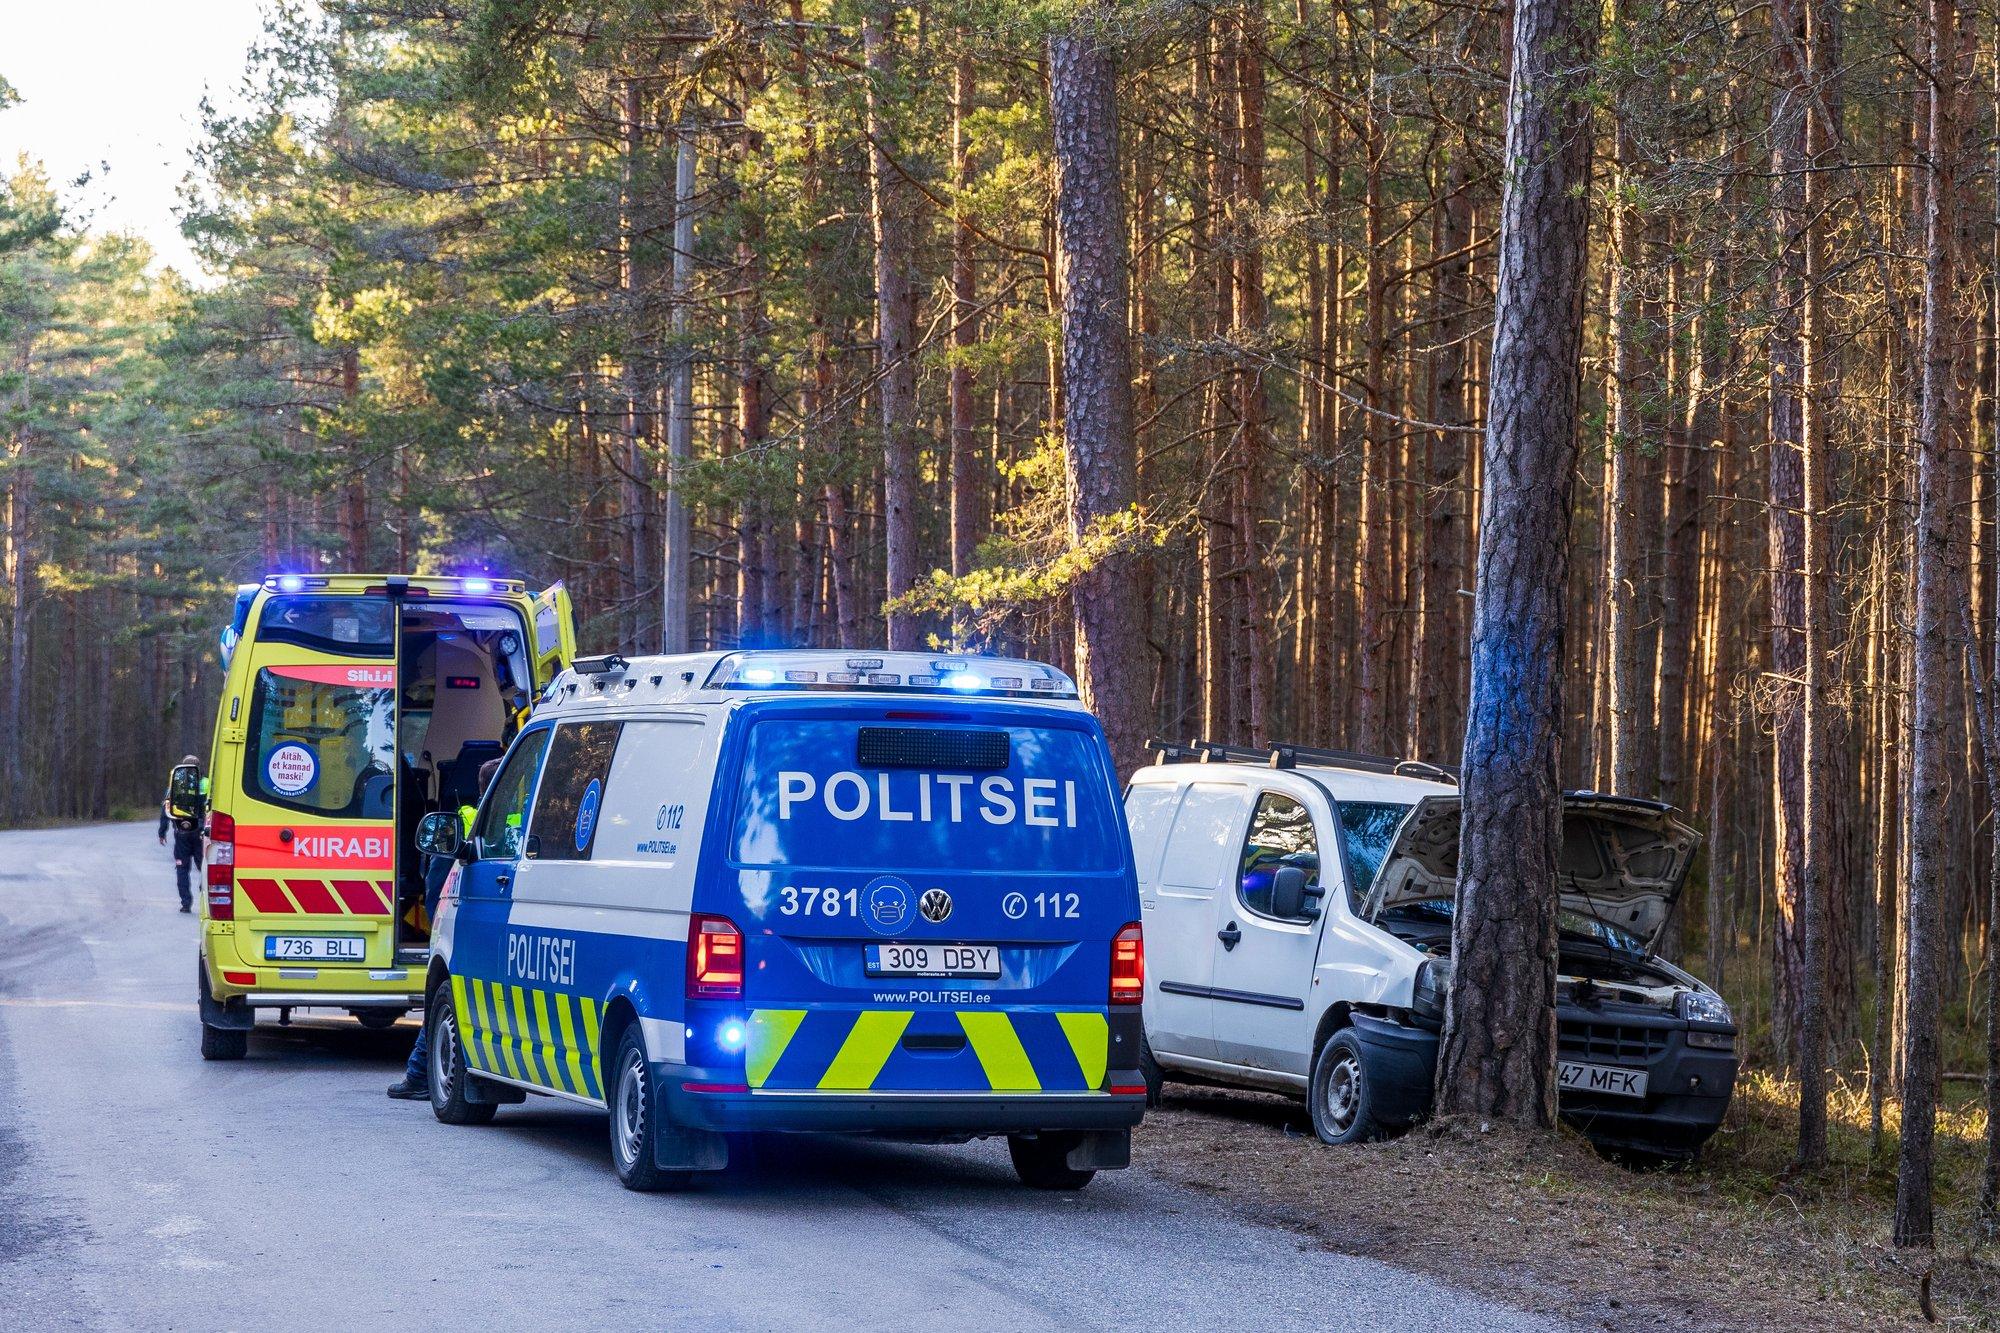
[242,666,397,818]
[733,720,1120,873]
[255,596,394,657]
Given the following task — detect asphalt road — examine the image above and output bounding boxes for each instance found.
[0,821,1564,1332]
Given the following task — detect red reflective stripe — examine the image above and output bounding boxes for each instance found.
[331,880,389,915]
[238,879,294,914]
[222,971,257,986]
[374,881,395,913]
[285,879,341,915]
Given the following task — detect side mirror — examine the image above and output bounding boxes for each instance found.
[415,810,462,858]
[1270,865,1324,921]
[167,763,203,823]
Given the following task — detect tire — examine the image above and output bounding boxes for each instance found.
[608,1027,690,1192]
[1008,1133,1096,1190]
[429,985,497,1126]
[354,1008,405,1031]
[1308,1028,1386,1145]
[200,1021,248,1061]
[1138,1033,1166,1108]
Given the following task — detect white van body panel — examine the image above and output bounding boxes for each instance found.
[1126,761,1454,1089]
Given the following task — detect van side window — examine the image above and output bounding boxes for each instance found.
[1237,793,1320,921]
[527,722,625,861]
[476,729,550,860]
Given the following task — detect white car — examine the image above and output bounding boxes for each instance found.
[1125,741,1739,1157]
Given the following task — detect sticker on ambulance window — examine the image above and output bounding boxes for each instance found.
[266,743,319,796]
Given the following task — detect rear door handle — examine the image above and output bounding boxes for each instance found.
[1218,922,1241,950]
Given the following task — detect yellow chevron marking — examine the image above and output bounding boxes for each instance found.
[746,1009,807,1088]
[578,996,603,1095]
[1056,1011,1110,1088]
[958,1011,1040,1091]
[531,989,566,1092]
[476,977,514,1078]
[554,992,590,1097]
[449,975,477,1071]
[819,1010,911,1089]
[512,986,543,1085]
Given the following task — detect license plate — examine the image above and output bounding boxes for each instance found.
[263,935,366,963]
[865,943,1000,978]
[1559,1060,1648,1099]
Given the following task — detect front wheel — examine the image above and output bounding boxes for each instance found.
[609,1028,690,1192]
[1138,1034,1166,1108]
[429,986,496,1126]
[1008,1133,1095,1190]
[1308,1028,1385,1145]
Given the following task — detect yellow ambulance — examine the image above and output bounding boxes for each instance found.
[192,573,575,1059]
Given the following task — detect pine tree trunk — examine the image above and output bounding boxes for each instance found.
[1434,0,1597,1129]
[1048,6,1148,776]
[1897,0,1968,1247]
[662,122,697,654]
[950,47,980,644]
[865,2,922,650]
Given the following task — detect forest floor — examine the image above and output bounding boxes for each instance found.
[1137,1072,1998,1330]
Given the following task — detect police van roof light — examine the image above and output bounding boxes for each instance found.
[574,654,629,676]
[707,651,1080,699]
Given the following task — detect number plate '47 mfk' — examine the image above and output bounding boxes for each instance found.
[865,943,1000,978]
[1557,1060,1649,1099]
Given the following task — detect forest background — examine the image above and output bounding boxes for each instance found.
[6,0,2000,1271]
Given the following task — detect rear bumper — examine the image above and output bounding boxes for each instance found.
[201,949,424,1007]
[660,1064,1146,1137]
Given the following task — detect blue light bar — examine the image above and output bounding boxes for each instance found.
[277,574,305,593]
[462,577,493,595]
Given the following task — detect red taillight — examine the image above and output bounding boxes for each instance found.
[206,812,235,920]
[222,970,256,986]
[687,914,744,998]
[1111,922,1144,1005]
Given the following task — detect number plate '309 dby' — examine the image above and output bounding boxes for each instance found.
[865,943,1000,978]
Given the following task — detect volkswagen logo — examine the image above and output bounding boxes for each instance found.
[918,888,953,924]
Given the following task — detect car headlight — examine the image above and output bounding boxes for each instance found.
[1410,957,1452,1024]
[1677,989,1735,1049]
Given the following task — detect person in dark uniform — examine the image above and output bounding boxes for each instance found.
[157,755,205,913]
[389,756,504,1100]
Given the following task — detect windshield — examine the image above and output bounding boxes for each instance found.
[1336,800,1412,902]
[242,665,397,818]
[731,718,1122,874]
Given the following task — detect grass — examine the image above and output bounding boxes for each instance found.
[1142,1063,1999,1330]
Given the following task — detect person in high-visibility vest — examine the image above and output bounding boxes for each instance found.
[156,756,205,913]
[389,757,503,1100]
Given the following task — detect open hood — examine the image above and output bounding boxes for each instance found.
[1362,793,1701,953]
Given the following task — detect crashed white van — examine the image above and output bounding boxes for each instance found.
[1126,741,1739,1158]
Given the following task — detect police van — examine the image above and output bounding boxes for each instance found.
[416,649,1147,1190]
[193,573,576,1059]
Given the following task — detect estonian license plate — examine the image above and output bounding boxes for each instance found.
[865,943,1000,978]
[1559,1060,1648,1099]
[263,935,366,963]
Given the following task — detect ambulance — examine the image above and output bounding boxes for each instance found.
[415,649,1147,1190]
[193,573,575,1059]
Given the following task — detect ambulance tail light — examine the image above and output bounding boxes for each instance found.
[687,915,744,999]
[1110,922,1144,1005]
[206,812,236,920]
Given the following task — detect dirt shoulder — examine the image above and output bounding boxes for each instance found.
[1131,1083,1998,1330]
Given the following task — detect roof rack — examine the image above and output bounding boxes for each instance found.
[1145,737,1458,785]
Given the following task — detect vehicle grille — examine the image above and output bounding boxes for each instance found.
[1559,1020,1670,1065]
